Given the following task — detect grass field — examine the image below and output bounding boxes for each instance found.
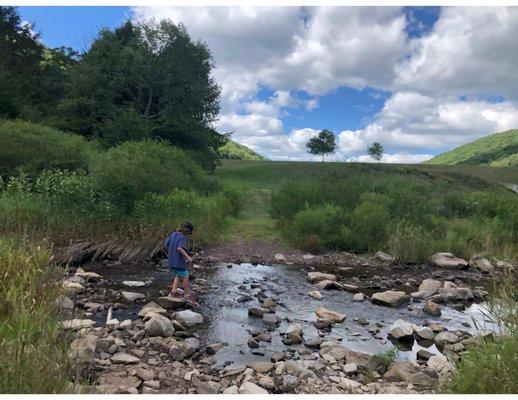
[216,160,518,259]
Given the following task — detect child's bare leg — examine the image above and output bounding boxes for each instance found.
[182,276,190,297]
[170,277,180,294]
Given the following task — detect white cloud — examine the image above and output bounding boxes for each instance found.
[132,6,518,162]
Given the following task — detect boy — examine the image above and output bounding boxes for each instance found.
[165,221,198,306]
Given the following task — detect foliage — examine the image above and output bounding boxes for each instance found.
[373,348,398,370]
[218,140,265,160]
[306,129,337,161]
[0,119,92,178]
[88,140,216,212]
[425,129,518,166]
[367,142,384,162]
[443,272,518,394]
[58,19,225,170]
[0,238,71,393]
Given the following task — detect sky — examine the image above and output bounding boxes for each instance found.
[18,6,518,162]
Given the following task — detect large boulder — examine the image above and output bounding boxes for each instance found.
[315,307,346,323]
[469,256,494,274]
[435,331,460,348]
[415,326,435,340]
[371,290,409,307]
[307,271,337,283]
[388,319,415,340]
[431,253,468,269]
[144,314,175,337]
[175,310,204,327]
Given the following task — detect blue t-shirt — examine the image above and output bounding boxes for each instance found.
[166,231,188,269]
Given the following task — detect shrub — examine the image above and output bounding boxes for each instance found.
[0,119,91,178]
[387,220,437,263]
[0,239,71,393]
[88,140,212,211]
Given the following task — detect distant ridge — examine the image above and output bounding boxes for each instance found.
[424,129,518,166]
[219,140,266,160]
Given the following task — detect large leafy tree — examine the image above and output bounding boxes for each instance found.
[59,20,225,170]
[306,129,337,162]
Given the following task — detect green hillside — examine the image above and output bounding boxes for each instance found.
[424,129,518,166]
[218,140,265,160]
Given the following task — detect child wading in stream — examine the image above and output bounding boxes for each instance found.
[165,221,198,306]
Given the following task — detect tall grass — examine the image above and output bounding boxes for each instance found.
[0,238,71,393]
[443,271,518,393]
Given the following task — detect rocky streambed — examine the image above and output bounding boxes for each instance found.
[59,252,510,394]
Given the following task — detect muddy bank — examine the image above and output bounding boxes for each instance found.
[59,252,508,394]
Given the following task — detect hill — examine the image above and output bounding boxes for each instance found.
[218,140,265,160]
[424,129,518,166]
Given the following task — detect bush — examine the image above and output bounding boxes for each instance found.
[0,239,71,393]
[88,140,214,211]
[0,119,91,178]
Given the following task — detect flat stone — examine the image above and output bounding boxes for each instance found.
[307,271,337,283]
[63,280,85,296]
[61,319,95,330]
[121,291,146,302]
[222,365,246,377]
[111,353,140,364]
[75,268,102,281]
[431,252,468,269]
[435,331,460,347]
[175,310,204,327]
[309,290,323,300]
[138,305,167,318]
[315,279,343,290]
[156,296,185,310]
[371,290,409,307]
[122,280,146,287]
[239,381,268,394]
[247,361,274,373]
[315,307,346,323]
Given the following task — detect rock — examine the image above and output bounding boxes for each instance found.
[412,279,443,299]
[415,326,435,340]
[237,293,253,302]
[302,254,315,260]
[304,337,324,348]
[343,362,357,374]
[122,280,145,287]
[248,307,268,317]
[258,376,275,390]
[247,338,259,348]
[60,319,95,330]
[417,349,434,362]
[261,299,278,309]
[342,283,359,293]
[496,260,514,272]
[371,290,409,307]
[353,293,365,302]
[223,385,239,394]
[469,256,494,274]
[206,342,225,354]
[282,374,298,392]
[156,296,185,310]
[319,345,347,361]
[274,253,286,261]
[144,315,175,337]
[111,353,140,364]
[423,300,442,316]
[106,319,120,329]
[263,313,281,326]
[338,378,362,391]
[427,354,455,374]
[314,319,333,330]
[388,319,415,340]
[431,252,468,269]
[315,307,346,323]
[136,368,155,381]
[315,280,343,290]
[55,295,74,309]
[309,290,323,300]
[222,365,246,377]
[74,268,102,281]
[239,381,268,394]
[307,271,337,283]
[68,334,98,369]
[375,251,394,263]
[63,280,85,296]
[121,291,146,302]
[175,310,204,327]
[196,381,221,394]
[435,331,460,348]
[285,324,304,336]
[180,337,200,356]
[247,361,274,373]
[138,305,167,318]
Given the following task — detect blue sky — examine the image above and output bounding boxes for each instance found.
[18,6,518,162]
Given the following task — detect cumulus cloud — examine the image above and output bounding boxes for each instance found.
[132,6,518,162]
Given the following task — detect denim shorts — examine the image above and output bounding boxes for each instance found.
[171,267,189,278]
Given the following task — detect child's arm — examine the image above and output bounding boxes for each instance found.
[178,247,192,264]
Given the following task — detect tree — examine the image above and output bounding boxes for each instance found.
[59,20,225,171]
[367,142,385,162]
[306,129,336,162]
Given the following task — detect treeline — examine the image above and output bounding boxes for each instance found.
[0,6,225,170]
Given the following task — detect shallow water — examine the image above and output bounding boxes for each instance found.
[87,261,494,367]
